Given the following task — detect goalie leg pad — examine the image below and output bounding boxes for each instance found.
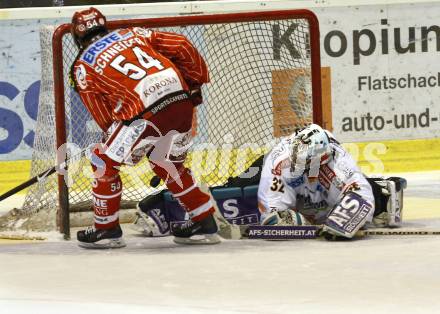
[132,192,170,237]
[323,191,374,238]
[370,177,405,228]
[132,210,170,237]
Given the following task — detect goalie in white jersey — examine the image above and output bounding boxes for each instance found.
[258,124,404,240]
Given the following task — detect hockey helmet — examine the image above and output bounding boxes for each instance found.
[71,7,108,49]
[289,124,333,176]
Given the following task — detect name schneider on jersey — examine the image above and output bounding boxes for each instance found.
[81,30,144,74]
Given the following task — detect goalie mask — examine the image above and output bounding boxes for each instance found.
[290,124,332,178]
[71,7,108,49]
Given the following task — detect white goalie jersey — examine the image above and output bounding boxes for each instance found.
[258,130,375,232]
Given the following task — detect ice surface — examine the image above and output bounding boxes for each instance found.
[0,171,439,314]
[1,226,440,314]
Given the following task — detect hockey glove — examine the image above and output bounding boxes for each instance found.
[189,87,203,106]
[261,209,310,226]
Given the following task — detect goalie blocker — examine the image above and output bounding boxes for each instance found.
[133,161,406,239]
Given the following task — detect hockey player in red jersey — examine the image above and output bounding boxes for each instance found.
[70,7,219,248]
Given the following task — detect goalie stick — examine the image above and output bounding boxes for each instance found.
[357,228,440,236]
[0,233,47,241]
[198,183,244,240]
[245,225,440,240]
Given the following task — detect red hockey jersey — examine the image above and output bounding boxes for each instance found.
[72,27,209,131]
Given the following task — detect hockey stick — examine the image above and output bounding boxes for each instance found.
[198,183,244,240]
[245,225,440,240]
[212,206,246,240]
[0,149,86,202]
[0,233,47,241]
[0,167,57,202]
[357,228,440,236]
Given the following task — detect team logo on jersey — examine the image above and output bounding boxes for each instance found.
[285,175,304,188]
[319,164,346,191]
[81,32,123,65]
[318,175,330,190]
[318,164,336,189]
[336,161,354,179]
[302,195,328,211]
[75,64,87,90]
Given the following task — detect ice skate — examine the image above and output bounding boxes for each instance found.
[77,225,126,249]
[172,214,220,245]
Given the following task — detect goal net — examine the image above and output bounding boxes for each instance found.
[0,10,322,237]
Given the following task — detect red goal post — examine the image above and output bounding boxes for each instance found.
[6,9,323,238]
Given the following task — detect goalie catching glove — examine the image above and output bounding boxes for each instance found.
[261,209,310,227]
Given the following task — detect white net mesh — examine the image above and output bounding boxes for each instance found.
[0,15,319,233]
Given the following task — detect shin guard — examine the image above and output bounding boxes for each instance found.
[151,163,214,222]
[91,149,122,229]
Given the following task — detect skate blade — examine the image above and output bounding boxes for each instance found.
[78,237,126,249]
[173,233,221,245]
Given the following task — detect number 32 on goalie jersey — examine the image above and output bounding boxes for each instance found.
[270,177,285,193]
